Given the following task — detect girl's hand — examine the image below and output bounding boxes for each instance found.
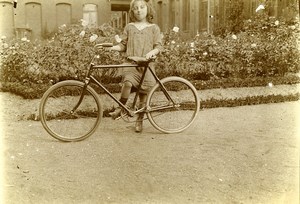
[107,45,122,52]
[145,49,159,60]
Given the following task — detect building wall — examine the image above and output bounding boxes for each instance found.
[152,0,299,36]
[0,0,298,40]
[1,0,111,39]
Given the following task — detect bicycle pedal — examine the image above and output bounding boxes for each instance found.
[115,116,122,120]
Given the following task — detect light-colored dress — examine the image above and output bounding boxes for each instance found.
[118,23,163,92]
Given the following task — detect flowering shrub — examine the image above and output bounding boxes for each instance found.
[157,12,300,80]
[0,22,124,86]
[0,11,300,99]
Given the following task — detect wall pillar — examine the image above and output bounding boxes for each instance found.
[0,1,15,39]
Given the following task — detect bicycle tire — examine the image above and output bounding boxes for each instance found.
[39,80,102,142]
[146,76,200,133]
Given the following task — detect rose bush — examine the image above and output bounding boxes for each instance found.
[157,12,300,80]
[0,22,123,85]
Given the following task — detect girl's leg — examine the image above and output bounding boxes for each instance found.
[120,81,132,100]
[109,81,132,119]
[135,93,147,132]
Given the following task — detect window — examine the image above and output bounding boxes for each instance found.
[25,2,42,39]
[56,3,71,27]
[83,4,98,27]
[111,11,128,29]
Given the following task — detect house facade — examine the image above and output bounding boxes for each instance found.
[0,0,298,40]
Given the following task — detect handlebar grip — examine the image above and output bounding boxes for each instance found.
[101,43,113,47]
[95,43,113,49]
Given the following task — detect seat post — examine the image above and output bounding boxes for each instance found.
[132,65,148,107]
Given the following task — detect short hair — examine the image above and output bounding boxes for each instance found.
[129,0,155,23]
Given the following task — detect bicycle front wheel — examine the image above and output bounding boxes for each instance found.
[39,80,102,142]
[146,77,200,133]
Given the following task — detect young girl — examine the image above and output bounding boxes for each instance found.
[108,0,163,133]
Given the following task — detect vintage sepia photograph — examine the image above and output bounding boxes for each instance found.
[1,0,299,203]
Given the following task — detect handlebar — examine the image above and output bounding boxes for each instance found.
[94,43,113,49]
[94,43,156,65]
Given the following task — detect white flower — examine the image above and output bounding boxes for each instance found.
[81,19,89,27]
[190,42,195,48]
[232,34,237,40]
[172,26,179,33]
[289,25,296,30]
[79,30,85,37]
[171,40,176,44]
[114,35,122,43]
[21,37,27,41]
[275,20,279,26]
[89,34,98,42]
[268,82,273,87]
[203,52,208,56]
[251,43,257,48]
[256,4,265,12]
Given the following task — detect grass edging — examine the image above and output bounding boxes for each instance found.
[1,74,299,99]
[26,93,300,121]
[200,93,300,109]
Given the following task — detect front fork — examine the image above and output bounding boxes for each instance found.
[71,76,90,114]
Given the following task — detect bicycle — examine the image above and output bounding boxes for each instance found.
[39,43,200,142]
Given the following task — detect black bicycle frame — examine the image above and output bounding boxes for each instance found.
[73,59,176,116]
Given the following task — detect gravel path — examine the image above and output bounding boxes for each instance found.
[1,91,299,203]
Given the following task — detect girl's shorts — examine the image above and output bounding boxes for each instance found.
[122,63,156,93]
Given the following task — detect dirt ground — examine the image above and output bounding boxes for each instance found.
[0,92,299,204]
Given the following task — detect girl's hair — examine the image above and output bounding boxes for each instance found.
[129,0,155,23]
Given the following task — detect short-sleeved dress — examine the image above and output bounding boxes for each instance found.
[118,23,163,93]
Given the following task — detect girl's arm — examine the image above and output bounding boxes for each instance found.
[109,25,128,52]
[145,25,163,59]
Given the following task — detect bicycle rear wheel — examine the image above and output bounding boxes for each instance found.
[146,76,200,133]
[39,80,102,142]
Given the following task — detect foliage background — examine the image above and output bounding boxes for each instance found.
[0,6,300,99]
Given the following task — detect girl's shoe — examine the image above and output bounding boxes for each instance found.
[135,113,144,132]
[135,120,143,133]
[109,107,121,120]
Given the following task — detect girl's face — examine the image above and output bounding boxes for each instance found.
[132,1,148,22]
